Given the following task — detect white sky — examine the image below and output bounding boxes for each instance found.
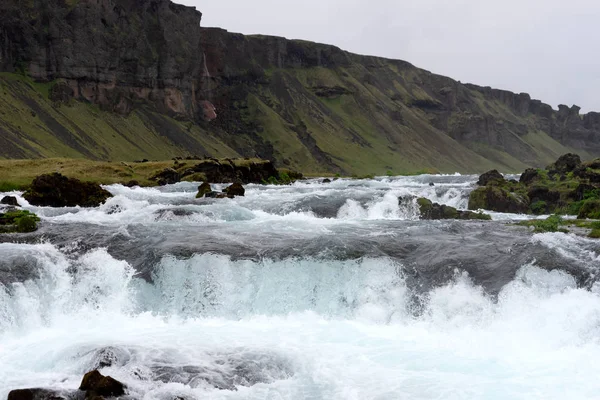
[177,0,600,113]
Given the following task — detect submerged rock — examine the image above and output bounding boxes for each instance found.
[322,178,332,184]
[80,370,126,398]
[1,196,19,206]
[417,198,491,220]
[196,182,212,198]
[23,173,112,207]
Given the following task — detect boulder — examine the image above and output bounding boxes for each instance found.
[7,388,68,400]
[468,186,529,214]
[322,178,332,184]
[150,168,180,186]
[477,170,505,186]
[417,198,491,220]
[547,153,581,174]
[1,195,19,206]
[196,182,212,198]
[23,173,112,207]
[80,370,125,398]
[223,183,245,197]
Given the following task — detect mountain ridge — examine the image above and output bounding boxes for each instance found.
[0,0,599,174]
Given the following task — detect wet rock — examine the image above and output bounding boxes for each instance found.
[124,180,139,188]
[23,173,112,207]
[205,191,228,199]
[7,388,69,400]
[196,182,212,198]
[417,198,490,220]
[429,182,435,186]
[87,346,132,370]
[1,195,19,206]
[468,186,529,214]
[223,183,245,197]
[80,370,125,398]
[150,168,180,186]
[476,170,505,186]
[322,178,332,184]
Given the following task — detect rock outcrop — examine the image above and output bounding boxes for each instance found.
[0,0,210,121]
[417,198,491,220]
[469,154,600,216]
[23,173,112,207]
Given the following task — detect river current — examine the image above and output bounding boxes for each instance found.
[1,175,600,399]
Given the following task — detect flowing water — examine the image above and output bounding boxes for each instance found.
[1,175,599,399]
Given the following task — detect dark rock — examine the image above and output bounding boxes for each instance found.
[23,173,112,207]
[477,170,505,186]
[205,191,227,199]
[223,183,245,197]
[48,82,74,104]
[547,153,581,174]
[527,186,561,214]
[124,180,139,188]
[1,195,19,206]
[520,168,543,185]
[468,186,529,214]
[7,388,68,400]
[181,159,282,184]
[150,168,180,186]
[322,178,332,184]
[417,198,491,220]
[80,370,125,398]
[196,182,212,198]
[429,182,435,186]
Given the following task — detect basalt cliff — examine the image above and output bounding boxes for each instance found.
[1,0,600,174]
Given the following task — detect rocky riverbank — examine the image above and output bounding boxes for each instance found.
[469,153,600,218]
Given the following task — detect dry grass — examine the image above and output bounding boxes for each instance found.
[0,158,189,188]
[0,157,278,189]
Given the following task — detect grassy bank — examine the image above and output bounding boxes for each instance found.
[0,158,281,190]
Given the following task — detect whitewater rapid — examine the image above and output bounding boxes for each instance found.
[1,175,599,399]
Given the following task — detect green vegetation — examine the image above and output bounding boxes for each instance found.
[589,229,600,239]
[517,215,567,233]
[0,210,40,233]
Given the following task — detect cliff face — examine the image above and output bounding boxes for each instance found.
[0,0,211,120]
[1,0,599,174]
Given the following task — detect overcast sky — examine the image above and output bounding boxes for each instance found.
[178,0,600,113]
